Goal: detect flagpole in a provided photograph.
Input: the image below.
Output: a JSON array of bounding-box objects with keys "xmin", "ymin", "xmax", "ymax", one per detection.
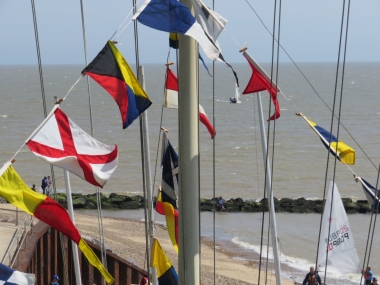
[
  {"xmin": 63, "ymin": 170, "xmax": 82, "ymax": 285},
  {"xmin": 178, "ymin": 0, "xmax": 200, "ymax": 284},
  {"xmin": 257, "ymin": 92, "xmax": 282, "ymax": 285},
  {"xmin": 138, "ymin": 65, "xmax": 158, "ymax": 285}
]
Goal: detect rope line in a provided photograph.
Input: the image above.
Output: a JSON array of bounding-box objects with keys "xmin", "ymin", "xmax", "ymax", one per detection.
[
  {"xmin": 132, "ymin": 0, "xmax": 151, "ymax": 280},
  {"xmin": 211, "ymin": 2, "xmax": 217, "ymax": 285},
  {"xmin": 245, "ymin": 0, "xmax": 378, "ymax": 171},
  {"xmin": 110, "ymin": 0, "xmax": 141, "ymax": 40},
  {"xmin": 320, "ymin": 1, "xmax": 350, "ymax": 283},
  {"xmin": 30, "ymin": 0, "xmax": 69, "ymax": 283},
  {"xmin": 363, "ymin": 167, "xmax": 380, "ymax": 285}
]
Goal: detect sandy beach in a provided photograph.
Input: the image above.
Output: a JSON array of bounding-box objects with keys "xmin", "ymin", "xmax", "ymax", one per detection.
[
  {"xmin": 74, "ymin": 213, "xmax": 294, "ymax": 285},
  {"xmin": 0, "ymin": 203, "xmax": 295, "ymax": 284}
]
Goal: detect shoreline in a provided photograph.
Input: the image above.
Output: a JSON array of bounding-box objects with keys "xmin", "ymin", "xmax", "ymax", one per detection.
[{"xmin": 74, "ymin": 212, "xmax": 295, "ymax": 285}]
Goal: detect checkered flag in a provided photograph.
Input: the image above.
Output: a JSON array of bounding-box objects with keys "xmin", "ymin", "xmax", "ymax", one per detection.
[{"xmin": 0, "ymin": 263, "xmax": 35, "ymax": 285}]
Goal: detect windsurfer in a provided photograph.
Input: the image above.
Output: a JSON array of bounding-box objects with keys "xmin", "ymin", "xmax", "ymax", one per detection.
[{"xmin": 302, "ymin": 267, "xmax": 322, "ymax": 285}]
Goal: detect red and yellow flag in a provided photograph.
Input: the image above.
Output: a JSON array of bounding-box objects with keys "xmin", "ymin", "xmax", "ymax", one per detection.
[
  {"xmin": 156, "ymin": 191, "xmax": 178, "ymax": 253},
  {"xmin": 0, "ymin": 162, "xmax": 114, "ymax": 284}
]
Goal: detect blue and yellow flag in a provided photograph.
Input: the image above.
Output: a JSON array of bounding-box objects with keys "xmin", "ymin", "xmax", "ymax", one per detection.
[
  {"xmin": 82, "ymin": 41, "xmax": 152, "ymax": 129},
  {"xmin": 299, "ymin": 113, "xmax": 355, "ymax": 165},
  {"xmin": 151, "ymin": 238, "xmax": 178, "ymax": 285}
]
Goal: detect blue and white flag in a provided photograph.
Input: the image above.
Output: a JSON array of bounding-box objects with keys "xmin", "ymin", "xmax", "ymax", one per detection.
[
  {"xmin": 161, "ymin": 132, "xmax": 178, "ymax": 202},
  {"xmin": 356, "ymin": 176, "xmax": 380, "ymax": 211},
  {"xmin": 0, "ymin": 263, "xmax": 35, "ymax": 285},
  {"xmin": 132, "ymin": 0, "xmax": 221, "ymax": 61}
]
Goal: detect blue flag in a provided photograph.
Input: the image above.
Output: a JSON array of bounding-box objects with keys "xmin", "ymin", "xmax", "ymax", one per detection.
[
  {"xmin": 133, "ymin": 0, "xmax": 221, "ymax": 61},
  {"xmin": 161, "ymin": 132, "xmax": 178, "ymax": 203},
  {"xmin": 357, "ymin": 177, "xmax": 380, "ymax": 210}
]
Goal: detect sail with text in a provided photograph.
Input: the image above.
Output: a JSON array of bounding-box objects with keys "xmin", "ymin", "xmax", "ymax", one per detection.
[
  {"xmin": 164, "ymin": 68, "xmax": 216, "ymax": 139},
  {"xmin": 0, "ymin": 162, "xmax": 114, "ymax": 284},
  {"xmin": 354, "ymin": 176, "xmax": 380, "ymax": 211},
  {"xmin": 151, "ymin": 238, "xmax": 178, "ymax": 285},
  {"xmin": 0, "ymin": 262, "xmax": 35, "ymax": 285},
  {"xmin": 298, "ymin": 113, "xmax": 355, "ymax": 165},
  {"xmin": 241, "ymin": 50, "xmax": 280, "ymax": 120},
  {"xmin": 157, "ymin": 131, "xmax": 179, "ymax": 252},
  {"xmin": 317, "ymin": 181, "xmax": 360, "ymax": 274},
  {"xmin": 26, "ymin": 107, "xmax": 118, "ymax": 188},
  {"xmin": 82, "ymin": 41, "xmax": 152, "ymax": 129}
]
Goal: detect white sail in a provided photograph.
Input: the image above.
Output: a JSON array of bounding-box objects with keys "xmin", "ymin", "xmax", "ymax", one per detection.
[{"xmin": 317, "ymin": 181, "xmax": 360, "ymax": 274}]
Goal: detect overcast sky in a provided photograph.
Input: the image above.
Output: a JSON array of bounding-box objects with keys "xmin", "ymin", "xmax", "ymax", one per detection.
[{"xmin": 1, "ymin": 0, "xmax": 380, "ymax": 65}]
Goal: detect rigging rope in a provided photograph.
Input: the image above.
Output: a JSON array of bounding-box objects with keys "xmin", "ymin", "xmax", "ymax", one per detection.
[
  {"xmin": 245, "ymin": 0, "xmax": 378, "ymax": 172},
  {"xmin": 110, "ymin": 0, "xmax": 141, "ymax": 40},
  {"xmin": 316, "ymin": 1, "xmax": 351, "ymax": 284},
  {"xmin": 132, "ymin": 0, "xmax": 151, "ymax": 281},
  {"xmin": 257, "ymin": 0, "xmax": 282, "ymax": 283},
  {"xmin": 211, "ymin": 1, "xmax": 217, "ymax": 284},
  {"xmin": 358, "ymin": 165, "xmax": 380, "ymax": 285},
  {"xmin": 30, "ymin": 0, "xmax": 68, "ymax": 283},
  {"xmin": 78, "ymin": 0, "xmax": 108, "ymax": 275}
]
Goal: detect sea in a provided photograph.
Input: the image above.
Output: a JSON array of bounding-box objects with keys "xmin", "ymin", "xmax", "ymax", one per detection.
[{"xmin": 1, "ymin": 62, "xmax": 380, "ymax": 284}]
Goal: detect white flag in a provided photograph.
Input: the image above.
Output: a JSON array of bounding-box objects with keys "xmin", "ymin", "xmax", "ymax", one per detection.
[{"xmin": 26, "ymin": 107, "xmax": 118, "ymax": 188}]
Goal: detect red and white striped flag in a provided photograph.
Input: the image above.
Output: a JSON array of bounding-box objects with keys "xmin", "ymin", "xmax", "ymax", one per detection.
[
  {"xmin": 26, "ymin": 108, "xmax": 118, "ymax": 188},
  {"xmin": 164, "ymin": 68, "xmax": 216, "ymax": 139}
]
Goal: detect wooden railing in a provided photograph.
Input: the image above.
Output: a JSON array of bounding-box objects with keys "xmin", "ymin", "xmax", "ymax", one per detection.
[{"xmin": 14, "ymin": 220, "xmax": 147, "ymax": 285}]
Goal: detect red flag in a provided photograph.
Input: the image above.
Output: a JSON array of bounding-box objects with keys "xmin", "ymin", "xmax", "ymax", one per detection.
[
  {"xmin": 242, "ymin": 51, "xmax": 280, "ymax": 120},
  {"xmin": 163, "ymin": 68, "xmax": 216, "ymax": 139}
]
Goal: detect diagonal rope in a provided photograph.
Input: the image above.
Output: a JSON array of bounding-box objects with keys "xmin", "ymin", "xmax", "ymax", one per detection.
[
  {"xmin": 30, "ymin": 0, "xmax": 68, "ymax": 284},
  {"xmin": 318, "ymin": 2, "xmax": 351, "ymax": 284},
  {"xmin": 245, "ymin": 0, "xmax": 378, "ymax": 171}
]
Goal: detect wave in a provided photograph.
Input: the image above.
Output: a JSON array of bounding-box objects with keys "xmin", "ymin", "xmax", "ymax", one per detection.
[{"xmin": 231, "ymin": 237, "xmax": 362, "ymax": 285}]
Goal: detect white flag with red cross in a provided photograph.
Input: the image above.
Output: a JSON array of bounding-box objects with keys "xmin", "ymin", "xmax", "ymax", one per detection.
[{"xmin": 26, "ymin": 108, "xmax": 118, "ymax": 188}]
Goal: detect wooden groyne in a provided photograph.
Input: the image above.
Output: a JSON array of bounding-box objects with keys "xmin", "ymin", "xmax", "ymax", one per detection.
[{"xmin": 13, "ymin": 220, "xmax": 146, "ymax": 285}]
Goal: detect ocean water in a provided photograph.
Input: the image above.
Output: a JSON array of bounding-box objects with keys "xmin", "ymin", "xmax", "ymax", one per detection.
[{"xmin": 1, "ymin": 63, "xmax": 380, "ymax": 284}]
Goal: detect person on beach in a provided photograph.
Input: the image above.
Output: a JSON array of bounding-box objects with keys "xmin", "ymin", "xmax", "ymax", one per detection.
[
  {"xmin": 371, "ymin": 277, "xmax": 378, "ymax": 285},
  {"xmin": 362, "ymin": 266, "xmax": 373, "ymax": 285},
  {"xmin": 31, "ymin": 184, "xmax": 36, "ymax": 191},
  {"xmin": 46, "ymin": 176, "xmax": 52, "ymax": 196},
  {"xmin": 302, "ymin": 266, "xmax": 321, "ymax": 285},
  {"xmin": 41, "ymin": 176, "xmax": 47, "ymax": 195},
  {"xmin": 50, "ymin": 275, "xmax": 60, "ymax": 285},
  {"xmin": 217, "ymin": 196, "xmax": 226, "ymax": 210}
]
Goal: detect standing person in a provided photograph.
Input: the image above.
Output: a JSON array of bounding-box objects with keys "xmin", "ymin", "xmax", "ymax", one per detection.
[
  {"xmin": 50, "ymin": 275, "xmax": 59, "ymax": 285},
  {"xmin": 46, "ymin": 176, "xmax": 52, "ymax": 196},
  {"xmin": 362, "ymin": 267, "xmax": 374, "ymax": 285},
  {"xmin": 302, "ymin": 267, "xmax": 322, "ymax": 285},
  {"xmin": 41, "ymin": 176, "xmax": 47, "ymax": 195}
]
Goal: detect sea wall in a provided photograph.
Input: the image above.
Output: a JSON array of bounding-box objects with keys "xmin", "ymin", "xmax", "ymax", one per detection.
[{"xmin": 0, "ymin": 193, "xmax": 371, "ymax": 214}]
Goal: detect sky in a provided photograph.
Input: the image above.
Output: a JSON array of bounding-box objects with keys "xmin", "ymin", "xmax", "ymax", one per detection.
[{"xmin": 0, "ymin": 0, "xmax": 380, "ymax": 65}]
